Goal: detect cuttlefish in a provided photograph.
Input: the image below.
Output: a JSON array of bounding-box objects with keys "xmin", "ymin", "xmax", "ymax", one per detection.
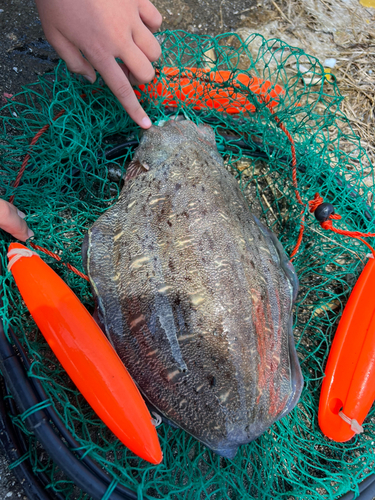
[{"xmin": 82, "ymin": 120, "xmax": 303, "ymax": 459}]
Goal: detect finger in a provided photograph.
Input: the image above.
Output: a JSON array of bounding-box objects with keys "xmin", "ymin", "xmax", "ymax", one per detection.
[
  {"xmin": 49, "ymin": 30, "xmax": 97, "ymax": 83},
  {"xmin": 132, "ymin": 24, "xmax": 162, "ymax": 62},
  {"xmin": 118, "ymin": 63, "xmax": 134, "ymax": 85},
  {"xmin": 138, "ymin": 0, "xmax": 163, "ymax": 33},
  {"xmin": 93, "ymin": 57, "xmax": 152, "ymax": 128},
  {"xmin": 0, "ymin": 201, "xmax": 34, "ymax": 242},
  {"xmin": 119, "ymin": 42, "xmax": 156, "ymax": 84},
  {"xmin": 89, "ymin": 38, "xmax": 155, "ymax": 84},
  {"xmin": 118, "ymin": 63, "xmax": 143, "ymax": 87}
]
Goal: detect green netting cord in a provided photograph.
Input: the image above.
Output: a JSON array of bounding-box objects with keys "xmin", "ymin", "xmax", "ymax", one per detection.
[
  {"xmin": 101, "ymin": 479, "xmax": 119, "ymax": 500},
  {"xmin": 8, "ymin": 451, "xmax": 32, "ymax": 470},
  {"xmin": 19, "ymin": 399, "xmax": 53, "ymax": 421},
  {"xmin": 1, "ymin": 30, "xmax": 375, "ymax": 500}
]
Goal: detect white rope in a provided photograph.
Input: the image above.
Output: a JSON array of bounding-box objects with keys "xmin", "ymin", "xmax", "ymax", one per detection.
[
  {"xmin": 366, "ymin": 253, "xmax": 374, "ymax": 259},
  {"xmin": 338, "ymin": 411, "xmax": 364, "ymax": 434},
  {"xmin": 150, "ymin": 411, "xmax": 162, "ymax": 428},
  {"xmin": 7, "ymin": 248, "xmax": 38, "ymax": 272}
]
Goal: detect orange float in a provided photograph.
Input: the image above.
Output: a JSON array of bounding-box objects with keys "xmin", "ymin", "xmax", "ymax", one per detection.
[
  {"xmin": 318, "ymin": 257, "xmax": 375, "ymax": 441},
  {"xmin": 7, "ymin": 243, "xmax": 162, "ymax": 465},
  {"xmin": 135, "ymin": 67, "xmax": 285, "ymax": 114}
]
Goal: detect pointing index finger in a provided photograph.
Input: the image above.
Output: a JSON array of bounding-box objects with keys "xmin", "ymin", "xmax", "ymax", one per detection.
[{"xmin": 93, "ymin": 56, "xmax": 152, "ymax": 129}]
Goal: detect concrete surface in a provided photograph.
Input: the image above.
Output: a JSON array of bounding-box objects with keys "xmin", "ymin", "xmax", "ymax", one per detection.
[
  {"xmin": 0, "ymin": 452, "xmax": 28, "ymax": 500},
  {"xmin": 0, "ymin": 0, "xmax": 59, "ymax": 97}
]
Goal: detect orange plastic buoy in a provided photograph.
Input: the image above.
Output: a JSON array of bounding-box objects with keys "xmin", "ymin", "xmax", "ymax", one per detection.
[
  {"xmin": 135, "ymin": 67, "xmax": 285, "ymax": 114},
  {"xmin": 318, "ymin": 257, "xmax": 375, "ymax": 442},
  {"xmin": 7, "ymin": 243, "xmax": 162, "ymax": 464}
]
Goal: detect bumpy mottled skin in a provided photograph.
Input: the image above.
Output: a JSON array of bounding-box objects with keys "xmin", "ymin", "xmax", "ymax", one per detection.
[{"xmin": 83, "ymin": 120, "xmax": 303, "ymax": 459}]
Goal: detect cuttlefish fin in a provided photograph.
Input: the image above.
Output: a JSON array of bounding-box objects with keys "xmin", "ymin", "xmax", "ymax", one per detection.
[{"xmin": 125, "ymin": 159, "xmax": 150, "ymax": 182}]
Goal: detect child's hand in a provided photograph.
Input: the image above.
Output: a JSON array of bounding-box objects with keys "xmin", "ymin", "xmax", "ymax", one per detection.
[
  {"xmin": 34, "ymin": 0, "xmax": 162, "ymax": 129},
  {"xmin": 0, "ymin": 200, "xmax": 34, "ymax": 241}
]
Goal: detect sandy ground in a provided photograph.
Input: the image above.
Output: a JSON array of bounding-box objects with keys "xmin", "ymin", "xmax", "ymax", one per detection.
[{"xmin": 1, "ymin": 0, "xmax": 374, "ymax": 499}]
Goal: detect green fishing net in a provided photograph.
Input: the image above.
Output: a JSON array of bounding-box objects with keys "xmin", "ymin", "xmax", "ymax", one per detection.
[{"xmin": 1, "ymin": 30, "xmax": 375, "ymax": 499}]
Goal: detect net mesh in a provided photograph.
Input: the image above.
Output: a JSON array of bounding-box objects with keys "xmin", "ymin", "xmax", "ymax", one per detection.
[{"xmin": 1, "ymin": 30, "xmax": 375, "ymax": 499}]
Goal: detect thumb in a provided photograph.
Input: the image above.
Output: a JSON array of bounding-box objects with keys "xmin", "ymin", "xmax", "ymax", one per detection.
[{"xmin": 0, "ymin": 200, "xmax": 34, "ymax": 242}]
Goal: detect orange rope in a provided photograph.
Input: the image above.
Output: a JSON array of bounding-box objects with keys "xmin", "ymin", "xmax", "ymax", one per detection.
[
  {"xmin": 9, "ymin": 109, "xmax": 66, "ymax": 204},
  {"xmin": 265, "ymin": 100, "xmax": 375, "ymax": 260},
  {"xmin": 8, "ymin": 102, "xmax": 89, "ymax": 281},
  {"xmin": 309, "ymin": 193, "xmax": 375, "ymax": 258},
  {"xmin": 29, "ymin": 243, "xmax": 89, "ymax": 281},
  {"xmin": 265, "ymin": 101, "xmax": 305, "ymax": 259},
  {"xmin": 9, "ymin": 90, "xmax": 98, "ymax": 199}
]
